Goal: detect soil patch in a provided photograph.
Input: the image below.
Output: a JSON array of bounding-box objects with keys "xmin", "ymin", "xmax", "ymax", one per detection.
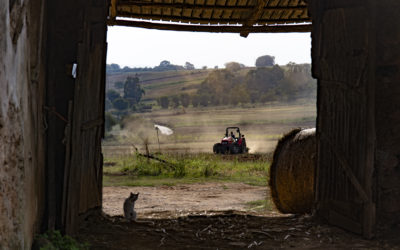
[
  {"xmin": 77, "ymin": 183, "xmax": 400, "ymax": 249},
  {"xmin": 103, "ymin": 183, "xmax": 271, "ymax": 218}
]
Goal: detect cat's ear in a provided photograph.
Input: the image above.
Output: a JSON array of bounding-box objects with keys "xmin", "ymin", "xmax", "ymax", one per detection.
[{"xmin": 130, "ymin": 192, "xmax": 134, "ymax": 195}]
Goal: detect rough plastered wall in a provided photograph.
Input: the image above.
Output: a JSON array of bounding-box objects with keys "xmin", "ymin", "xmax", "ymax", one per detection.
[
  {"xmin": 0, "ymin": 0, "xmax": 46, "ymax": 248},
  {"xmin": 375, "ymin": 0, "xmax": 400, "ymax": 231}
]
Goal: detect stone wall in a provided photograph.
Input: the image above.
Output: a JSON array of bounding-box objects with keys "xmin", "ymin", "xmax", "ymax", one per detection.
[{"xmin": 0, "ymin": 0, "xmax": 46, "ymax": 248}]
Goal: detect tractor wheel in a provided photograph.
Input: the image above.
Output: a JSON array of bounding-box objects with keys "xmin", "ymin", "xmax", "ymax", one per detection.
[
  {"xmin": 213, "ymin": 143, "xmax": 219, "ymax": 154},
  {"xmin": 241, "ymin": 141, "xmax": 248, "ymax": 153},
  {"xmin": 213, "ymin": 143, "xmax": 220, "ymax": 154},
  {"xmin": 229, "ymin": 144, "xmax": 241, "ymax": 154}
]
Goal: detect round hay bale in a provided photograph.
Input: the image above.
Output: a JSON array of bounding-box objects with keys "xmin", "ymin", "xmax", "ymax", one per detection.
[{"xmin": 269, "ymin": 128, "xmax": 316, "ymax": 214}]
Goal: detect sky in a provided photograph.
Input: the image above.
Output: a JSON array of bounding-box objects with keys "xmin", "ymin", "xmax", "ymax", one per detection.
[{"xmin": 106, "ymin": 26, "xmax": 312, "ymax": 69}]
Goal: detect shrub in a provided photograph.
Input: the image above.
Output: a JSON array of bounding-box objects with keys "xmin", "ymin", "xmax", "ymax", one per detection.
[
  {"xmin": 106, "ymin": 89, "xmax": 121, "ymax": 102},
  {"xmin": 104, "ymin": 112, "xmax": 117, "ymax": 131},
  {"xmin": 159, "ymin": 96, "xmax": 170, "ymax": 109},
  {"xmin": 173, "ymin": 162, "xmax": 186, "ymax": 178},
  {"xmin": 112, "ymin": 98, "xmax": 129, "ymax": 110},
  {"xmin": 34, "ymin": 230, "xmax": 89, "ymax": 250}
]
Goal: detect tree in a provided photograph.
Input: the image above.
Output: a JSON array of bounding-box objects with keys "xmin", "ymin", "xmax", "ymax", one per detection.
[
  {"xmin": 123, "ymin": 76, "xmax": 145, "ymax": 106},
  {"xmin": 185, "ymin": 62, "xmax": 195, "ymax": 70},
  {"xmin": 159, "ymin": 96, "xmax": 170, "ymax": 109},
  {"xmin": 105, "ymin": 112, "xmax": 117, "ymax": 131},
  {"xmin": 172, "ymin": 95, "xmax": 180, "ymax": 108},
  {"xmin": 113, "ymin": 98, "xmax": 129, "ymax": 110},
  {"xmin": 159, "ymin": 60, "xmax": 171, "ymax": 67},
  {"xmin": 191, "ymin": 94, "xmax": 200, "ymax": 107},
  {"xmin": 199, "ymin": 94, "xmax": 209, "ymax": 106},
  {"xmin": 197, "ymin": 69, "xmax": 238, "ymax": 106},
  {"xmin": 180, "ymin": 93, "xmax": 190, "ymax": 108},
  {"xmin": 245, "ymin": 65, "xmax": 284, "ymax": 102},
  {"xmin": 105, "ymin": 99, "xmax": 113, "ymax": 111},
  {"xmin": 230, "ymin": 85, "xmax": 250, "ymax": 105},
  {"xmin": 224, "ymin": 62, "xmax": 242, "ymax": 72},
  {"xmin": 121, "ymin": 66, "xmax": 134, "ymax": 72},
  {"xmin": 154, "ymin": 60, "xmax": 185, "ymax": 71},
  {"xmin": 255, "ymin": 55, "xmax": 275, "ymax": 67},
  {"xmin": 114, "ymin": 81, "xmax": 124, "ymax": 89},
  {"xmin": 106, "ymin": 89, "xmax": 121, "ymax": 102},
  {"xmin": 106, "ymin": 63, "xmax": 121, "ymax": 73}
]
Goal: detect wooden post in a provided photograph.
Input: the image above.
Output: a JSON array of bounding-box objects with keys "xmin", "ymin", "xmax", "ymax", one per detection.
[{"xmin": 156, "ymin": 127, "xmax": 161, "ymax": 152}]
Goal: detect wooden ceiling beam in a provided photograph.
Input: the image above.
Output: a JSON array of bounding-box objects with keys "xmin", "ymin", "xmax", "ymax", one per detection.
[
  {"xmin": 110, "ymin": 0, "xmax": 118, "ymax": 21},
  {"xmin": 240, "ymin": 0, "xmax": 269, "ymax": 37},
  {"xmin": 116, "ymin": 12, "xmax": 311, "ymax": 25},
  {"xmin": 108, "ymin": 19, "xmax": 312, "ymax": 33},
  {"xmin": 116, "ymin": 2, "xmax": 308, "ymax": 12}
]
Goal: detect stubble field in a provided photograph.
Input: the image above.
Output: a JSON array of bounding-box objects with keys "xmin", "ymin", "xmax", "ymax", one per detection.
[{"xmin": 103, "ymin": 101, "xmax": 316, "ymax": 156}]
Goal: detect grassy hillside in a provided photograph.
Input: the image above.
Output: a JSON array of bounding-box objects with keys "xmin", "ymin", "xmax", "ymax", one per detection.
[{"xmin": 106, "ymin": 69, "xmax": 212, "ymax": 101}]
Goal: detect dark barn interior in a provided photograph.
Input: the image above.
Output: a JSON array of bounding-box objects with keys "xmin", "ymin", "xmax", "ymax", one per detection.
[{"xmin": 0, "ymin": 0, "xmax": 400, "ymax": 248}]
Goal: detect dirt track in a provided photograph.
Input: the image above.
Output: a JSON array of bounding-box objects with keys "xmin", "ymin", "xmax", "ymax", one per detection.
[
  {"xmin": 103, "ymin": 183, "xmax": 275, "ymax": 218},
  {"xmin": 77, "ymin": 183, "xmax": 400, "ymax": 249}
]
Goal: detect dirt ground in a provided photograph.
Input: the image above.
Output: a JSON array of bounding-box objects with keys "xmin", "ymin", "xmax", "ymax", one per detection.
[
  {"xmin": 77, "ymin": 183, "xmax": 400, "ymax": 249},
  {"xmin": 102, "ymin": 183, "xmax": 273, "ymax": 218}
]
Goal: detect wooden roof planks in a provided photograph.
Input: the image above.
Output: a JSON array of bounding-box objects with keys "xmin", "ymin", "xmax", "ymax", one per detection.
[{"xmin": 108, "ymin": 0, "xmax": 311, "ymax": 34}]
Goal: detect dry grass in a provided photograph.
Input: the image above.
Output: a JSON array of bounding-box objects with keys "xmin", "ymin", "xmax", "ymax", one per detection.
[
  {"xmin": 103, "ymin": 153, "xmax": 270, "ymax": 187},
  {"xmin": 103, "ymin": 101, "xmax": 316, "ymax": 156}
]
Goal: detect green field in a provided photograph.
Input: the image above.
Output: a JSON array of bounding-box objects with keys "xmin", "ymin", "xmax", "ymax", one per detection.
[{"xmin": 103, "ymin": 153, "xmax": 271, "ymax": 187}]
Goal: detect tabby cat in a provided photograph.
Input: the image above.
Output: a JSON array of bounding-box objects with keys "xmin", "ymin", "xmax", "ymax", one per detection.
[{"xmin": 123, "ymin": 192, "xmax": 139, "ymax": 221}]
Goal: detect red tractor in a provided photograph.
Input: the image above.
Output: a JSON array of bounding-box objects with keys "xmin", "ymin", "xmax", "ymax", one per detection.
[{"xmin": 213, "ymin": 127, "xmax": 248, "ymax": 154}]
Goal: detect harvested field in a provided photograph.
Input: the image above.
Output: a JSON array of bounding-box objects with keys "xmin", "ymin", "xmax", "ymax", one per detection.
[{"xmin": 103, "ymin": 102, "xmax": 316, "ymax": 156}]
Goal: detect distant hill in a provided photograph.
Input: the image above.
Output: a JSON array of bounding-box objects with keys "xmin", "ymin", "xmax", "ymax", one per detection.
[
  {"xmin": 106, "ymin": 69, "xmax": 212, "ymax": 102},
  {"xmin": 105, "ymin": 63, "xmax": 316, "ymax": 111}
]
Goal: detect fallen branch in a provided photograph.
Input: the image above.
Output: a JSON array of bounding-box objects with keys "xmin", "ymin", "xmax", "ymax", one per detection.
[
  {"xmin": 130, "ymin": 142, "xmax": 173, "ymax": 165},
  {"xmin": 136, "ymin": 152, "xmax": 171, "ymax": 165}
]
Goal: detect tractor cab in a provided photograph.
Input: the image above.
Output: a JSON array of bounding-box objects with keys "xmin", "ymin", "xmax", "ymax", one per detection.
[
  {"xmin": 214, "ymin": 127, "xmax": 248, "ymax": 154},
  {"xmin": 222, "ymin": 127, "xmax": 241, "ymax": 144}
]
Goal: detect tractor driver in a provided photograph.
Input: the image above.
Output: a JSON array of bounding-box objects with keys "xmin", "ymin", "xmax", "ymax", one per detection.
[{"xmin": 230, "ymin": 131, "xmax": 236, "ymax": 140}]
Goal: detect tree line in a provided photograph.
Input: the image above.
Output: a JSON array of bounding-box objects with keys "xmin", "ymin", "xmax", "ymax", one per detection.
[
  {"xmin": 105, "ymin": 75, "xmax": 146, "ymax": 112},
  {"xmin": 105, "ymin": 55, "xmax": 316, "ymax": 112},
  {"xmin": 107, "ymin": 60, "xmax": 200, "ymax": 74},
  {"xmin": 155, "ymin": 62, "xmax": 316, "ymax": 109}
]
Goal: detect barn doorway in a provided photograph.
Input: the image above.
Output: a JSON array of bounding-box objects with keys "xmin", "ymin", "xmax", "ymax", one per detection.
[
  {"xmin": 85, "ymin": 22, "xmax": 331, "ymax": 248},
  {"xmin": 102, "ymin": 25, "xmax": 316, "ymax": 217},
  {"xmin": 71, "ymin": 1, "xmax": 398, "ymax": 249}
]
